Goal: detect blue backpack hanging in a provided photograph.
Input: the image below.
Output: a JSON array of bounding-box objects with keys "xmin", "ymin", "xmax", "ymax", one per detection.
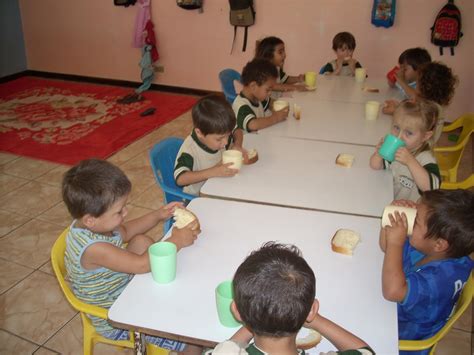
[{"xmin": 371, "ymin": 0, "xmax": 396, "ymax": 28}]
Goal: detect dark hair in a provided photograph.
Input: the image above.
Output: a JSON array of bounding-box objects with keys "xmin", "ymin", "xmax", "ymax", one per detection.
[
  {"xmin": 417, "ymin": 61, "xmax": 457, "ymax": 106},
  {"xmin": 332, "ymin": 32, "xmax": 356, "ymax": 51},
  {"xmin": 421, "ymin": 189, "xmax": 474, "ymax": 258},
  {"xmin": 62, "ymin": 159, "xmax": 131, "ymax": 218},
  {"xmin": 233, "ymin": 242, "xmax": 316, "ymax": 337},
  {"xmin": 192, "ymin": 94, "xmax": 236, "ymax": 135},
  {"xmin": 398, "ymin": 48, "xmax": 432, "ymax": 71},
  {"xmin": 241, "ymin": 58, "xmax": 278, "ymax": 86},
  {"xmin": 255, "ymin": 36, "xmax": 284, "ymax": 61}
]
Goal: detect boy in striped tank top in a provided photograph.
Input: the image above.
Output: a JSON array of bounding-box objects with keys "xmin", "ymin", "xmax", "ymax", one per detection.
[{"xmin": 62, "ymin": 159, "xmax": 202, "ymax": 354}]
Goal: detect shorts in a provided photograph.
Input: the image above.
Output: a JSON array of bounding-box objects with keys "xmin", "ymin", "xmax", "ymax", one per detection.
[{"xmin": 102, "ymin": 328, "xmax": 186, "ymax": 352}]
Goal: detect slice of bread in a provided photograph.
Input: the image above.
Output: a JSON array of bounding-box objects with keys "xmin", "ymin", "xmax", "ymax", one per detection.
[
  {"xmin": 173, "ymin": 208, "xmax": 200, "ymax": 230},
  {"xmin": 363, "ymin": 86, "xmax": 380, "ymax": 93},
  {"xmin": 244, "ymin": 149, "xmax": 258, "ymax": 165},
  {"xmin": 331, "ymin": 229, "xmax": 360, "ymax": 256},
  {"xmin": 296, "ymin": 329, "xmax": 322, "ymax": 350},
  {"xmin": 335, "ymin": 153, "xmax": 354, "ymax": 168}
]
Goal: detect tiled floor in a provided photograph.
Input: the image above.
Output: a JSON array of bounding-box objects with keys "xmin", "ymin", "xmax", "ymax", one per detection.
[{"xmin": 0, "ymin": 104, "xmax": 472, "ymax": 354}]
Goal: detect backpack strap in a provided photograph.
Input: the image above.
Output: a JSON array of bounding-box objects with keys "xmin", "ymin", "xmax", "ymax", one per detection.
[
  {"xmin": 439, "ymin": 47, "xmax": 443, "ymax": 56},
  {"xmin": 450, "ymin": 47, "xmax": 454, "ymax": 56},
  {"xmin": 242, "ymin": 26, "xmax": 248, "ymax": 52},
  {"xmin": 231, "ymin": 26, "xmax": 237, "ymax": 54}
]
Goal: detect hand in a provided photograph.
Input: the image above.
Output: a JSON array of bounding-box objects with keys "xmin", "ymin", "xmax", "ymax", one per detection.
[
  {"xmin": 394, "ymin": 146, "xmax": 415, "ymax": 166},
  {"xmin": 391, "ymin": 199, "xmax": 417, "ymax": 209},
  {"xmin": 168, "ymin": 221, "xmax": 200, "ymax": 250},
  {"xmin": 272, "ymin": 107, "xmax": 289, "ymax": 122},
  {"xmin": 159, "ymin": 202, "xmax": 184, "ymax": 220},
  {"xmin": 383, "ymin": 211, "xmax": 408, "ymax": 248},
  {"xmin": 298, "ymin": 73, "xmax": 305, "ymax": 82},
  {"xmin": 335, "ymin": 57, "xmax": 344, "ymax": 71},
  {"xmin": 375, "ymin": 137, "xmax": 384, "ymax": 152},
  {"xmin": 382, "ymin": 100, "xmax": 398, "ymax": 115},
  {"xmin": 395, "ymin": 67, "xmax": 406, "ymax": 84},
  {"xmin": 211, "ymin": 162, "xmax": 239, "ymax": 178},
  {"xmin": 232, "ymin": 145, "xmax": 248, "ymax": 162},
  {"xmin": 295, "ymin": 84, "xmax": 308, "ymax": 91}
]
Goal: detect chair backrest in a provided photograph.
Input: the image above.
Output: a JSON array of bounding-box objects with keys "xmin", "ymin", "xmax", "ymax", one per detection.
[
  {"xmin": 441, "ymin": 174, "xmax": 474, "ymax": 190},
  {"xmin": 219, "ymin": 69, "xmax": 241, "ymax": 104},
  {"xmin": 457, "ymin": 115, "xmax": 474, "ymax": 145}
]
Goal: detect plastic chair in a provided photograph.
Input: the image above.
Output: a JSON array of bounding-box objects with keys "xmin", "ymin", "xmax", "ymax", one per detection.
[
  {"xmin": 51, "ymin": 229, "xmax": 167, "ymax": 355},
  {"xmin": 399, "ymin": 272, "xmax": 473, "ymax": 354},
  {"xmin": 218, "ymin": 69, "xmax": 241, "ymax": 104},
  {"xmin": 149, "ymin": 137, "xmax": 196, "ymax": 233},
  {"xmin": 441, "ymin": 174, "xmax": 474, "ymax": 190},
  {"xmin": 434, "ymin": 114, "xmax": 473, "ymax": 182}
]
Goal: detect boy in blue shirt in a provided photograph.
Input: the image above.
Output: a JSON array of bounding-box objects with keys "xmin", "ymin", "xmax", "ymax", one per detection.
[{"xmin": 380, "ymin": 189, "xmax": 474, "ymax": 355}]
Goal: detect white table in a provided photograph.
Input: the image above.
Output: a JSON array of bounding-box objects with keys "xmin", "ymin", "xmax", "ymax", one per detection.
[
  {"xmin": 201, "ymin": 134, "xmax": 393, "ymax": 218},
  {"xmin": 108, "ymin": 198, "xmax": 399, "ymax": 354}
]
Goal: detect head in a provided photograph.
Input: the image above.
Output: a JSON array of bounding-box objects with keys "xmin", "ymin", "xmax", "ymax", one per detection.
[
  {"xmin": 391, "ymin": 99, "xmax": 439, "ymax": 152},
  {"xmin": 192, "ymin": 94, "xmax": 236, "ymax": 150},
  {"xmin": 241, "ymin": 58, "xmax": 278, "ymax": 102},
  {"xmin": 62, "ymin": 159, "xmax": 131, "ymax": 233},
  {"xmin": 398, "ymin": 48, "xmax": 431, "ymax": 83},
  {"xmin": 417, "ymin": 61, "xmax": 457, "ymax": 106},
  {"xmin": 255, "ymin": 36, "xmax": 286, "ymax": 67},
  {"xmin": 409, "ymin": 190, "xmax": 474, "ymax": 258},
  {"xmin": 232, "ymin": 242, "xmax": 317, "ymax": 337},
  {"xmin": 332, "ymin": 32, "xmax": 356, "ymax": 60}
]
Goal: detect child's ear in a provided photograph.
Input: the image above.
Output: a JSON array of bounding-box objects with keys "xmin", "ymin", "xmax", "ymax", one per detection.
[
  {"xmin": 81, "ymin": 214, "xmax": 97, "ymax": 229},
  {"xmin": 305, "ymin": 299, "xmax": 320, "ymax": 323},
  {"xmin": 423, "ymin": 130, "xmax": 434, "ymax": 142},
  {"xmin": 230, "ymin": 301, "xmax": 243, "ymax": 322},
  {"xmin": 434, "ymin": 238, "xmax": 450, "ymax": 253},
  {"xmin": 195, "ymin": 128, "xmax": 205, "ymax": 140}
]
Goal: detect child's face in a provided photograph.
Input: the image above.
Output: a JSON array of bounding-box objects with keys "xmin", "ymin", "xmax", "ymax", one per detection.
[
  {"xmin": 197, "ymin": 131, "xmax": 231, "ymax": 151},
  {"xmin": 408, "ymin": 203, "xmax": 437, "ymax": 254},
  {"xmin": 400, "ymin": 62, "xmax": 417, "ymax": 83},
  {"xmin": 391, "ymin": 111, "xmax": 431, "ymax": 151},
  {"xmin": 335, "ymin": 44, "xmax": 353, "ymax": 60},
  {"xmin": 272, "ymin": 43, "xmax": 286, "ymax": 67},
  {"xmin": 252, "ymin": 77, "xmax": 276, "ymax": 102},
  {"xmin": 91, "ymin": 194, "xmax": 129, "ymax": 234}
]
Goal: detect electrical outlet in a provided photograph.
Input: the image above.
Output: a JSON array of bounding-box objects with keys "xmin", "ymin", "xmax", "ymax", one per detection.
[{"xmin": 154, "ymin": 65, "xmax": 164, "ymax": 73}]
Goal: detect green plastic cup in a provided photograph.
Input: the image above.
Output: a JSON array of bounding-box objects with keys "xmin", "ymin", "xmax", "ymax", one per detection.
[
  {"xmin": 378, "ymin": 134, "xmax": 406, "ymax": 162},
  {"xmin": 215, "ymin": 280, "xmax": 240, "ymax": 327},
  {"xmin": 148, "ymin": 242, "xmax": 177, "ymax": 284}
]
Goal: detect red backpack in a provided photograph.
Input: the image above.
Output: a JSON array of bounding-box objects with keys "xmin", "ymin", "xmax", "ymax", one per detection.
[{"xmin": 431, "ymin": 0, "xmax": 463, "ymax": 56}]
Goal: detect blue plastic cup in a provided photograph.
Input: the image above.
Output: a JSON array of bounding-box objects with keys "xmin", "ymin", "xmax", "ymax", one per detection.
[{"xmin": 378, "ymin": 134, "xmax": 406, "ymax": 162}]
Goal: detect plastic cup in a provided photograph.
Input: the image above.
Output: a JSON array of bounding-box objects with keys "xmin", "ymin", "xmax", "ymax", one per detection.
[
  {"xmin": 222, "ymin": 150, "xmax": 243, "ymax": 170},
  {"xmin": 305, "ymin": 71, "xmax": 317, "ymax": 88},
  {"xmin": 293, "ymin": 104, "xmax": 301, "ymax": 120},
  {"xmin": 355, "ymin": 68, "xmax": 366, "ymax": 83},
  {"xmin": 387, "ymin": 66, "xmax": 399, "ymax": 85},
  {"xmin": 215, "ymin": 280, "xmax": 240, "ymax": 327},
  {"xmin": 149, "ymin": 242, "xmax": 177, "ymax": 284},
  {"xmin": 378, "ymin": 134, "xmax": 406, "ymax": 162},
  {"xmin": 382, "ymin": 205, "xmax": 417, "ymax": 235},
  {"xmin": 273, "ymin": 100, "xmax": 289, "ymax": 112},
  {"xmin": 365, "ymin": 101, "xmax": 381, "ymax": 120}
]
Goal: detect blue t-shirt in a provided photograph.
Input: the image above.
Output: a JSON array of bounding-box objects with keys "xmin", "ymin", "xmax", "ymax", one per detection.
[
  {"xmin": 398, "ymin": 240, "xmax": 473, "ymax": 354},
  {"xmin": 395, "ymin": 81, "xmax": 417, "ymax": 99}
]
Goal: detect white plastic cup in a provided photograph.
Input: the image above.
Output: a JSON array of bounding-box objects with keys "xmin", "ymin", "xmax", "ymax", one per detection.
[
  {"xmin": 222, "ymin": 150, "xmax": 243, "ymax": 170},
  {"xmin": 382, "ymin": 205, "xmax": 417, "ymax": 235},
  {"xmin": 355, "ymin": 68, "xmax": 366, "ymax": 83},
  {"xmin": 273, "ymin": 100, "xmax": 289, "ymax": 112},
  {"xmin": 365, "ymin": 101, "xmax": 381, "ymax": 120}
]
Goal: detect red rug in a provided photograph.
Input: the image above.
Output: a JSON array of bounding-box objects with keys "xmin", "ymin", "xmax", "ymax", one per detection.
[{"xmin": 0, "ymin": 77, "xmax": 197, "ymax": 165}]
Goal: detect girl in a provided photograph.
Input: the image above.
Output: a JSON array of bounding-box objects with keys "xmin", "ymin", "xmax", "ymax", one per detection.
[
  {"xmin": 255, "ymin": 36, "xmax": 306, "ymax": 94},
  {"xmin": 370, "ymin": 99, "xmax": 441, "ymax": 202}
]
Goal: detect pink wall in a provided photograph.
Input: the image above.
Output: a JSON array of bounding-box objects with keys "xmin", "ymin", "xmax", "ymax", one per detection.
[{"xmin": 20, "ymin": 0, "xmax": 473, "ymax": 119}]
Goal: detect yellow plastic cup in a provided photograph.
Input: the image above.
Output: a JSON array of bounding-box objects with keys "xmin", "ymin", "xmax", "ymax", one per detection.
[{"xmin": 305, "ymin": 71, "xmax": 317, "ymax": 88}]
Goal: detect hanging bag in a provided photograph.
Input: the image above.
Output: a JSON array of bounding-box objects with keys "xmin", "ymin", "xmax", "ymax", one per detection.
[
  {"xmin": 371, "ymin": 0, "xmax": 396, "ymax": 28},
  {"xmin": 229, "ymin": 0, "xmax": 255, "ymax": 53},
  {"xmin": 431, "ymin": 0, "xmax": 462, "ymax": 56},
  {"xmin": 176, "ymin": 0, "xmax": 203, "ymax": 11}
]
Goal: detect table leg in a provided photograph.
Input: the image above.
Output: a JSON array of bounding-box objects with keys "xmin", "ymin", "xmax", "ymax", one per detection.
[{"xmin": 134, "ymin": 331, "xmax": 146, "ymax": 355}]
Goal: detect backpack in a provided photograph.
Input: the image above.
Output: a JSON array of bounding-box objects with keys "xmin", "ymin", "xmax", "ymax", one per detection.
[
  {"xmin": 176, "ymin": 0, "xmax": 203, "ymax": 11},
  {"xmin": 114, "ymin": 0, "xmax": 137, "ymax": 7},
  {"xmin": 371, "ymin": 0, "xmax": 396, "ymax": 28},
  {"xmin": 431, "ymin": 0, "xmax": 462, "ymax": 56},
  {"xmin": 229, "ymin": 0, "xmax": 255, "ymax": 53}
]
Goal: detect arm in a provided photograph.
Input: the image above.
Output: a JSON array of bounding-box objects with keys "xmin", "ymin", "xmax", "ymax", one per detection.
[
  {"xmin": 347, "ymin": 58, "xmax": 359, "ymax": 75},
  {"xmin": 395, "ymin": 70, "xmax": 417, "ymax": 99},
  {"xmin": 395, "ymin": 148, "xmax": 433, "ymax": 191},
  {"xmin": 176, "ymin": 163, "xmax": 238, "ymax": 187},
  {"xmin": 247, "ymin": 109, "xmax": 288, "ymax": 132},
  {"xmin": 369, "ymin": 138, "xmax": 384, "ymax": 170},
  {"xmin": 285, "ymin": 74, "xmax": 305, "ymax": 84},
  {"xmin": 382, "ymin": 100, "xmax": 399, "ymax": 115}
]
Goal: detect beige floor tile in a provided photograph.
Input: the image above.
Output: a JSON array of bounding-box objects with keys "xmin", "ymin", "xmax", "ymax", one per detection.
[
  {"xmin": 130, "ymin": 184, "xmax": 164, "ymax": 210},
  {"xmin": 126, "ymin": 171, "xmax": 156, "ymax": 203},
  {"xmin": 0, "ymin": 271, "xmax": 76, "ymax": 344},
  {"xmin": 453, "ymin": 302, "xmax": 472, "ymax": 333},
  {"xmin": 0, "ymin": 258, "xmax": 34, "ymax": 294},
  {"xmin": 37, "ymin": 201, "xmax": 73, "ymax": 228},
  {"xmin": 0, "ymin": 330, "xmax": 40, "ymax": 354},
  {"xmin": 0, "ymin": 173, "xmax": 29, "ymax": 197},
  {"xmin": 0, "ymin": 156, "xmax": 59, "ymax": 179},
  {"xmin": 0, "ymin": 181, "xmax": 62, "ymax": 217},
  {"xmin": 120, "ymin": 150, "xmax": 156, "ymax": 181},
  {"xmin": 39, "ymin": 260, "xmax": 54, "ymax": 276},
  {"xmin": 33, "ymin": 346, "xmax": 60, "ymax": 354},
  {"xmin": 0, "ymin": 209, "xmax": 31, "ymax": 238},
  {"xmin": 0, "ymin": 219, "xmax": 64, "ymax": 269},
  {"xmin": 35, "ymin": 164, "xmax": 70, "ymax": 187},
  {"xmin": 0, "ymin": 152, "xmax": 20, "ymax": 165},
  {"xmin": 436, "ymin": 328, "xmax": 471, "ymax": 355}
]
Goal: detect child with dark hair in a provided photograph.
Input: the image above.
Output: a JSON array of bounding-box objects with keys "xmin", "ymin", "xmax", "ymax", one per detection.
[
  {"xmin": 380, "ymin": 189, "xmax": 474, "ymax": 355},
  {"xmin": 174, "ymin": 94, "xmax": 238, "ymax": 195},
  {"xmin": 206, "ymin": 242, "xmax": 374, "ymax": 354},
  {"xmin": 62, "ymin": 159, "xmax": 201, "ymax": 354},
  {"xmin": 321, "ymin": 32, "xmax": 362, "ymax": 76}
]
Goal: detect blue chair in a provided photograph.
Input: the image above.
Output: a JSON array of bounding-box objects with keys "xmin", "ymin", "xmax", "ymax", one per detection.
[
  {"xmin": 218, "ymin": 69, "xmax": 241, "ymax": 104},
  {"xmin": 149, "ymin": 137, "xmax": 196, "ymax": 233}
]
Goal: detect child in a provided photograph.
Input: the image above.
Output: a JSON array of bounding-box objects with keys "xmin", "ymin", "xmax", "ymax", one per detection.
[
  {"xmin": 387, "ymin": 47, "xmax": 431, "ymax": 99},
  {"xmin": 174, "ymin": 94, "xmax": 239, "ymax": 196},
  {"xmin": 206, "ymin": 242, "xmax": 374, "ymax": 354},
  {"xmin": 380, "ymin": 190, "xmax": 474, "ymax": 355},
  {"xmin": 370, "ymin": 99, "xmax": 441, "ymax": 202},
  {"xmin": 62, "ymin": 159, "xmax": 201, "ymax": 354},
  {"xmin": 255, "ymin": 36, "xmax": 306, "ymax": 94},
  {"xmin": 320, "ymin": 32, "xmax": 362, "ymax": 76}
]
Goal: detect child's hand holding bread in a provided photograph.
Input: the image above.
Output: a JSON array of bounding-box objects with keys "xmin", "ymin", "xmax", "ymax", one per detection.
[{"xmin": 166, "ymin": 207, "xmax": 201, "ymax": 250}]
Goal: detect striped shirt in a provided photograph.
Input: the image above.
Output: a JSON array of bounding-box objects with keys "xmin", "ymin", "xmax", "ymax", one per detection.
[{"xmin": 232, "ymin": 93, "xmax": 270, "ymax": 133}]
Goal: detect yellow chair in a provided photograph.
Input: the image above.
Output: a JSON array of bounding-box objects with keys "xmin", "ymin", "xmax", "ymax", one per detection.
[
  {"xmin": 51, "ymin": 228, "xmax": 168, "ymax": 355},
  {"xmin": 441, "ymin": 174, "xmax": 474, "ymax": 190},
  {"xmin": 434, "ymin": 114, "xmax": 473, "ymax": 183},
  {"xmin": 399, "ymin": 272, "xmax": 473, "ymax": 354}
]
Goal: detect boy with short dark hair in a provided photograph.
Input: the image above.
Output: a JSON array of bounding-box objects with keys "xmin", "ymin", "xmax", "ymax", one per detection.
[
  {"xmin": 174, "ymin": 94, "xmax": 238, "ymax": 195},
  {"xmin": 207, "ymin": 242, "xmax": 374, "ymax": 354},
  {"xmin": 380, "ymin": 189, "xmax": 474, "ymax": 355},
  {"xmin": 321, "ymin": 32, "xmax": 362, "ymax": 76}
]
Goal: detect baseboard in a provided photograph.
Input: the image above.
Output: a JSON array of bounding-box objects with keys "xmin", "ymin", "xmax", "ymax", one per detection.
[{"xmin": 1, "ymin": 70, "xmax": 219, "ymax": 97}]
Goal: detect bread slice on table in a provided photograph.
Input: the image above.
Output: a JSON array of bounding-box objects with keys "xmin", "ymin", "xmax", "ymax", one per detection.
[
  {"xmin": 244, "ymin": 149, "xmax": 259, "ymax": 165},
  {"xmin": 335, "ymin": 153, "xmax": 355, "ymax": 168},
  {"xmin": 296, "ymin": 329, "xmax": 322, "ymax": 350},
  {"xmin": 331, "ymin": 229, "xmax": 360, "ymax": 256},
  {"xmin": 173, "ymin": 208, "xmax": 200, "ymax": 230}
]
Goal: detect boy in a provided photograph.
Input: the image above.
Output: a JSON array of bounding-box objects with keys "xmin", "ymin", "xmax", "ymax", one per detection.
[
  {"xmin": 320, "ymin": 32, "xmax": 362, "ymax": 76},
  {"xmin": 380, "ymin": 190, "xmax": 474, "ymax": 355},
  {"xmin": 207, "ymin": 242, "xmax": 374, "ymax": 354},
  {"xmin": 174, "ymin": 94, "xmax": 238, "ymax": 196},
  {"xmin": 62, "ymin": 159, "xmax": 201, "ymax": 354}
]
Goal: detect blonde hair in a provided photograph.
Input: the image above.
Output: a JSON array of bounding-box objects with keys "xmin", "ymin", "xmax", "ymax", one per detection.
[{"xmin": 394, "ymin": 99, "xmax": 439, "ymax": 154}]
